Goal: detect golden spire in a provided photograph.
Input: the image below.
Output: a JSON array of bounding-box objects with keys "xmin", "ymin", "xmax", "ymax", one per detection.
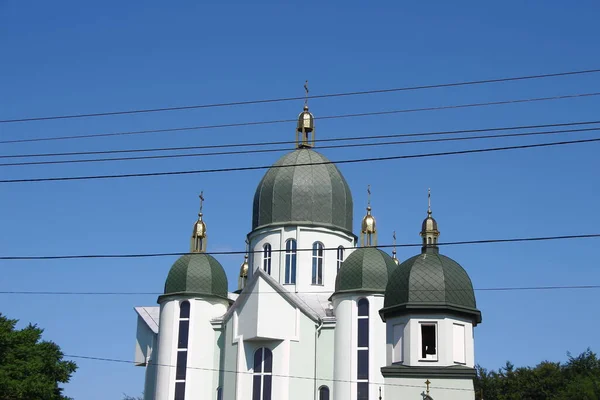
[
  {"xmin": 425, "ymin": 379, "xmax": 431, "ymax": 395},
  {"xmin": 420, "ymin": 188, "xmax": 440, "ymax": 253},
  {"xmin": 392, "ymin": 231, "xmax": 399, "ymax": 265},
  {"xmin": 190, "ymin": 191, "xmax": 207, "ymax": 253},
  {"xmin": 296, "ymin": 81, "xmax": 315, "ymax": 148},
  {"xmin": 361, "ymin": 185, "xmax": 377, "ymax": 247}
]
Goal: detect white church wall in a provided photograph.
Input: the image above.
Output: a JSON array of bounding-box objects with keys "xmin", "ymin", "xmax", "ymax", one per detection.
[
  {"xmin": 332, "ymin": 293, "xmax": 387, "ymax": 400},
  {"xmin": 314, "ymin": 323, "xmax": 335, "ymax": 399},
  {"xmin": 154, "ymin": 298, "xmax": 227, "ymax": 400},
  {"xmin": 248, "ymin": 225, "xmax": 354, "ymax": 295},
  {"xmin": 385, "ymin": 314, "xmax": 475, "ymax": 368},
  {"xmin": 221, "ymin": 316, "xmax": 238, "ymax": 400},
  {"xmin": 288, "ymin": 313, "xmax": 318, "ymax": 400},
  {"xmin": 383, "ymin": 376, "xmax": 475, "ymax": 400}
]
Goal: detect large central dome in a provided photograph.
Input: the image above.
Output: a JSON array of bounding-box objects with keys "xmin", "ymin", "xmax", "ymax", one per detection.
[{"xmin": 252, "ymin": 148, "xmax": 353, "ymax": 234}]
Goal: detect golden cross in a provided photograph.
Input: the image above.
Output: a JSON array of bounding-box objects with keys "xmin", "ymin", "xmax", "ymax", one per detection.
[
  {"xmin": 427, "ymin": 188, "xmax": 431, "ymax": 214},
  {"xmin": 367, "ymin": 184, "xmax": 371, "ymax": 206},
  {"xmin": 199, "ymin": 191, "xmax": 205, "ymax": 215},
  {"xmin": 425, "ymin": 379, "xmax": 431, "ymax": 394},
  {"xmin": 304, "ymin": 80, "xmax": 309, "ymax": 106}
]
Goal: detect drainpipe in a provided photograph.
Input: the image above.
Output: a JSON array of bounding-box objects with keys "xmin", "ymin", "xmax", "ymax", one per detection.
[{"xmin": 314, "ymin": 319, "xmax": 324, "ymax": 399}]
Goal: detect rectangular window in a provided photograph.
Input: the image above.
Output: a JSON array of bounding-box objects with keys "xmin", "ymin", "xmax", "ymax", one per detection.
[
  {"xmin": 357, "ymin": 319, "xmax": 369, "ymax": 348},
  {"xmin": 263, "ymin": 375, "xmax": 272, "ymax": 400},
  {"xmin": 357, "ymin": 349, "xmax": 369, "ymax": 380},
  {"xmin": 392, "ymin": 324, "xmax": 404, "ymax": 363},
  {"xmin": 357, "ymin": 382, "xmax": 369, "ymax": 400},
  {"xmin": 453, "ymin": 323, "xmax": 466, "ymax": 364},
  {"xmin": 421, "ymin": 324, "xmax": 437, "ymax": 360},
  {"xmin": 176, "ymin": 350, "xmax": 187, "ymax": 380},
  {"xmin": 252, "ymin": 375, "xmax": 262, "ymax": 400},
  {"xmin": 177, "ymin": 320, "xmax": 189, "ymax": 349},
  {"xmin": 174, "ymin": 382, "xmax": 186, "ymax": 400}
]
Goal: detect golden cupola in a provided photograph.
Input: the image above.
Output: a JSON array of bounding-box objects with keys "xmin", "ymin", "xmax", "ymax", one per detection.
[
  {"xmin": 420, "ymin": 189, "xmax": 440, "ymax": 252},
  {"xmin": 191, "ymin": 192, "xmax": 208, "ymax": 253},
  {"xmin": 360, "ymin": 185, "xmax": 377, "ymax": 247}
]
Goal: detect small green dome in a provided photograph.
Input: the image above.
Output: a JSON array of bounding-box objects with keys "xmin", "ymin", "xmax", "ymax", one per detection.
[
  {"xmin": 252, "ymin": 149, "xmax": 353, "ymax": 234},
  {"xmin": 335, "ymin": 247, "xmax": 398, "ymax": 294},
  {"xmin": 161, "ymin": 253, "xmax": 228, "ymax": 301},
  {"xmin": 382, "ymin": 248, "xmax": 481, "ymax": 324}
]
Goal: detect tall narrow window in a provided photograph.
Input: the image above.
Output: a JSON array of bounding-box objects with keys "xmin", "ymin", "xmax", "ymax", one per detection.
[
  {"xmin": 252, "ymin": 348, "xmax": 273, "ymax": 400},
  {"xmin": 357, "ymin": 298, "xmax": 369, "ymax": 400},
  {"xmin": 336, "ymin": 246, "xmax": 344, "ymax": 272},
  {"xmin": 421, "ymin": 323, "xmax": 437, "ymax": 360},
  {"xmin": 312, "ymin": 242, "xmax": 324, "ymax": 285},
  {"xmin": 263, "ymin": 244, "xmax": 272, "ymax": 275},
  {"xmin": 285, "ymin": 239, "xmax": 297, "ymax": 284},
  {"xmin": 319, "ymin": 386, "xmax": 330, "ymax": 400},
  {"xmin": 175, "ymin": 301, "xmax": 190, "ymax": 400}
]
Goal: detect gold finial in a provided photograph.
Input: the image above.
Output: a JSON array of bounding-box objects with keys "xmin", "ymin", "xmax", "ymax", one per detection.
[
  {"xmin": 361, "ymin": 185, "xmax": 377, "ymax": 246},
  {"xmin": 425, "ymin": 379, "xmax": 431, "ymax": 395},
  {"xmin": 420, "ymin": 189, "xmax": 440, "ymax": 253},
  {"xmin": 191, "ymin": 191, "xmax": 208, "ymax": 253},
  {"xmin": 304, "ymin": 80, "xmax": 309, "ymax": 106}
]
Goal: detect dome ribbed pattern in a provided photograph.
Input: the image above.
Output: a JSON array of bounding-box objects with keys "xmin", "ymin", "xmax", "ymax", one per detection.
[
  {"xmin": 335, "ymin": 248, "xmax": 397, "ymax": 294},
  {"xmin": 162, "ymin": 253, "xmax": 228, "ymax": 300},
  {"xmin": 252, "ymin": 149, "xmax": 353, "ymax": 233},
  {"xmin": 382, "ymin": 248, "xmax": 481, "ymax": 323}
]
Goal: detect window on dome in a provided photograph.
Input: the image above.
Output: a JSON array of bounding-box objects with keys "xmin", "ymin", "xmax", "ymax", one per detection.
[
  {"xmin": 420, "ymin": 323, "xmax": 437, "ymax": 360},
  {"xmin": 357, "ymin": 298, "xmax": 369, "ymax": 399},
  {"xmin": 337, "ymin": 246, "xmax": 344, "ymax": 272},
  {"xmin": 263, "ymin": 244, "xmax": 272, "ymax": 275},
  {"xmin": 319, "ymin": 386, "xmax": 330, "ymax": 400},
  {"xmin": 285, "ymin": 239, "xmax": 297, "ymax": 284},
  {"xmin": 312, "ymin": 242, "xmax": 324, "ymax": 285},
  {"xmin": 428, "ymin": 237, "xmax": 432, "ymax": 245},
  {"xmin": 253, "ymin": 348, "xmax": 273, "ymax": 400}
]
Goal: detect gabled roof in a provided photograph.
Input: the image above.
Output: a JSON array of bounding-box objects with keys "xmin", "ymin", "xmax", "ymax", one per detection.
[
  {"xmin": 222, "ymin": 268, "xmax": 326, "ymax": 323},
  {"xmin": 134, "ymin": 306, "xmax": 160, "ymax": 334}
]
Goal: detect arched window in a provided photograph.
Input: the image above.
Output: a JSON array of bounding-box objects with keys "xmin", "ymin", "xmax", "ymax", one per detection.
[
  {"xmin": 319, "ymin": 386, "xmax": 330, "ymax": 400},
  {"xmin": 263, "ymin": 244, "xmax": 272, "ymax": 275},
  {"xmin": 312, "ymin": 242, "xmax": 324, "ymax": 285},
  {"xmin": 284, "ymin": 239, "xmax": 297, "ymax": 284},
  {"xmin": 252, "ymin": 348, "xmax": 273, "ymax": 400},
  {"xmin": 357, "ymin": 298, "xmax": 369, "ymax": 400},
  {"xmin": 175, "ymin": 301, "xmax": 190, "ymax": 400},
  {"xmin": 336, "ymin": 246, "xmax": 345, "ymax": 272},
  {"xmin": 428, "ymin": 237, "xmax": 432, "ymax": 245}
]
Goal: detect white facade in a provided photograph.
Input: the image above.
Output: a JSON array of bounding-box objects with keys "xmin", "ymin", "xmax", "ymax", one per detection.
[{"xmin": 133, "ymin": 132, "xmax": 481, "ymax": 399}]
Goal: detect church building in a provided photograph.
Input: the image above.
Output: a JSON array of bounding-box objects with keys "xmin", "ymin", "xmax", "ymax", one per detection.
[{"xmin": 133, "ymin": 104, "xmax": 483, "ymax": 400}]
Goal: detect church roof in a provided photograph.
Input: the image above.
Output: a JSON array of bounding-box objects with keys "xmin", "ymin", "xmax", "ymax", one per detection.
[
  {"xmin": 160, "ymin": 253, "xmax": 229, "ymax": 302},
  {"xmin": 252, "ymin": 149, "xmax": 354, "ymax": 234},
  {"xmin": 381, "ymin": 247, "xmax": 481, "ymax": 324},
  {"xmin": 334, "ymin": 247, "xmax": 397, "ymax": 295}
]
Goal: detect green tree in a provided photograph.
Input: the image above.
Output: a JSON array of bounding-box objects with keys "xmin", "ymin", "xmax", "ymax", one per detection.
[
  {"xmin": 0, "ymin": 313, "xmax": 77, "ymax": 400},
  {"xmin": 475, "ymin": 349, "xmax": 600, "ymax": 400}
]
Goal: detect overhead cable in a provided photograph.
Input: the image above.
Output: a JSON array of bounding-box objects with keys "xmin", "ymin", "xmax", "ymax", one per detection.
[
  {"xmin": 2, "ymin": 136, "xmax": 600, "ymax": 184},
  {"xmin": 2, "ymin": 91, "xmax": 600, "ymax": 144},
  {"xmin": 1, "ymin": 233, "xmax": 598, "ymax": 260},
  {"xmin": 2, "ymin": 67, "xmax": 600, "ymax": 124},
  {"xmin": 2, "ymin": 126, "xmax": 600, "ymax": 168}
]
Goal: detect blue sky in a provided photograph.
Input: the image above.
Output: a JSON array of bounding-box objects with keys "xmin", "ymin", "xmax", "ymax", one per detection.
[{"xmin": 1, "ymin": 1, "xmax": 600, "ymax": 399}]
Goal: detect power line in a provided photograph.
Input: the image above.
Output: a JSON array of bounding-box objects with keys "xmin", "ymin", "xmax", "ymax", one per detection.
[
  {"xmin": 3, "ymin": 67, "xmax": 600, "ymax": 124},
  {"xmin": 2, "ymin": 136, "xmax": 600, "ymax": 184},
  {"xmin": 1, "ymin": 285, "xmax": 599, "ymax": 296},
  {"xmin": 2, "ymin": 125, "xmax": 600, "ymax": 168},
  {"xmin": 1, "ymin": 233, "xmax": 598, "ymax": 260},
  {"xmin": 64, "ymin": 354, "xmax": 473, "ymax": 392},
  {"xmin": 3, "ymin": 119, "xmax": 599, "ymax": 160},
  {"xmin": 2, "ymin": 91, "xmax": 600, "ymax": 144}
]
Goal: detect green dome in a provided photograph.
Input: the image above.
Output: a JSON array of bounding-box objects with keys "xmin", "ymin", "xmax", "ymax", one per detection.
[
  {"xmin": 335, "ymin": 247, "xmax": 398, "ymax": 294},
  {"xmin": 161, "ymin": 253, "xmax": 229, "ymax": 301},
  {"xmin": 252, "ymin": 149, "xmax": 353, "ymax": 234},
  {"xmin": 382, "ymin": 248, "xmax": 481, "ymax": 324}
]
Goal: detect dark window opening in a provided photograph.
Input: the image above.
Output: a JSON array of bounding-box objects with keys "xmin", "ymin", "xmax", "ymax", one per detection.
[
  {"xmin": 176, "ymin": 350, "xmax": 187, "ymax": 380},
  {"xmin": 312, "ymin": 242, "xmax": 324, "ymax": 285},
  {"xmin": 179, "ymin": 301, "xmax": 190, "ymax": 319},
  {"xmin": 285, "ymin": 239, "xmax": 297, "ymax": 284},
  {"xmin": 421, "ymin": 324, "xmax": 437, "ymax": 358},
  {"xmin": 263, "ymin": 244, "xmax": 272, "ymax": 275},
  {"xmin": 253, "ymin": 348, "xmax": 273, "ymax": 400},
  {"xmin": 177, "ymin": 320, "xmax": 189, "ymax": 349},
  {"xmin": 357, "ymin": 319, "xmax": 369, "ymax": 348},
  {"xmin": 174, "ymin": 382, "xmax": 186, "ymax": 400},
  {"xmin": 319, "ymin": 386, "xmax": 330, "ymax": 400},
  {"xmin": 357, "ymin": 298, "xmax": 369, "ymax": 317},
  {"xmin": 357, "ymin": 382, "xmax": 369, "ymax": 400},
  {"xmin": 357, "ymin": 349, "xmax": 369, "ymax": 379}
]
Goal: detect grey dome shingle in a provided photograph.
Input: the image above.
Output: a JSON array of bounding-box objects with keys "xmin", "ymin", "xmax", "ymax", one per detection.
[
  {"xmin": 252, "ymin": 149, "xmax": 353, "ymax": 234},
  {"xmin": 161, "ymin": 253, "xmax": 228, "ymax": 301},
  {"xmin": 335, "ymin": 247, "xmax": 398, "ymax": 294},
  {"xmin": 381, "ymin": 248, "xmax": 482, "ymax": 324}
]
